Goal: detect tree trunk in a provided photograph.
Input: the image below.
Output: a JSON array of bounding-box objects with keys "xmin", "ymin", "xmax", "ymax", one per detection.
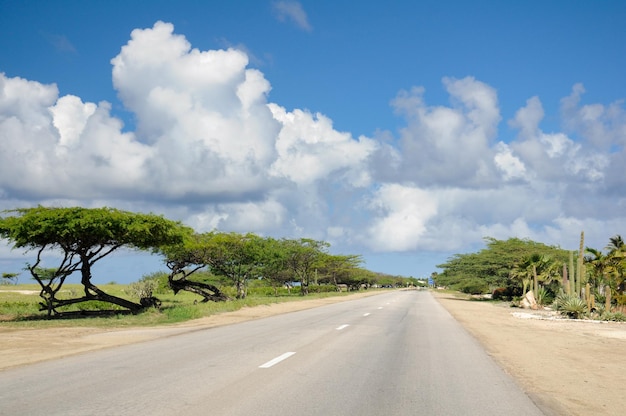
[
  {"xmin": 169, "ymin": 278, "xmax": 229, "ymax": 302},
  {"xmin": 236, "ymin": 280, "xmax": 246, "ymax": 299}
]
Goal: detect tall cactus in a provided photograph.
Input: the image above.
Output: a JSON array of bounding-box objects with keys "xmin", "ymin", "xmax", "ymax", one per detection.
[
  {"xmin": 533, "ymin": 264, "xmax": 538, "ymax": 297},
  {"xmin": 576, "ymin": 231, "xmax": 585, "ymax": 298},
  {"xmin": 569, "ymin": 251, "xmax": 575, "ymax": 296}
]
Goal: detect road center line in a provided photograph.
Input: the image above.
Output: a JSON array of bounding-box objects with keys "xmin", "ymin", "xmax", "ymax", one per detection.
[
  {"xmin": 259, "ymin": 352, "xmax": 296, "ymax": 368},
  {"xmin": 336, "ymin": 324, "xmax": 350, "ymax": 330}
]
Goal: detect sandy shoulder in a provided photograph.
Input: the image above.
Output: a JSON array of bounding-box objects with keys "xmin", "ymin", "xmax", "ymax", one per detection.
[{"xmin": 433, "ymin": 292, "xmax": 626, "ymax": 416}]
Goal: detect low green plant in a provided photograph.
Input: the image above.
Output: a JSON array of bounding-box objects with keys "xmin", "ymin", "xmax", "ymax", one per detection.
[
  {"xmin": 455, "ymin": 278, "xmax": 489, "ymax": 295},
  {"xmin": 535, "ymin": 287, "xmax": 553, "ymax": 306},
  {"xmin": 127, "ymin": 279, "xmax": 158, "ymax": 300},
  {"xmin": 600, "ymin": 311, "xmax": 626, "ymax": 322},
  {"xmin": 554, "ymin": 293, "xmax": 587, "ymax": 319}
]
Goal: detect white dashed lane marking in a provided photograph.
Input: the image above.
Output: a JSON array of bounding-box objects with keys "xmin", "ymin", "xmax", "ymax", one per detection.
[{"xmin": 259, "ymin": 352, "xmax": 296, "ymax": 368}]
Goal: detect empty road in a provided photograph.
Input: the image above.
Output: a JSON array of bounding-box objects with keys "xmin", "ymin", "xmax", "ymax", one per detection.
[{"xmin": 0, "ymin": 290, "xmax": 545, "ymax": 415}]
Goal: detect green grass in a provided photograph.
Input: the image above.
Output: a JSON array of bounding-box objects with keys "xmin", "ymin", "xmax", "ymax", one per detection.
[{"xmin": 0, "ymin": 283, "xmax": 372, "ymax": 329}]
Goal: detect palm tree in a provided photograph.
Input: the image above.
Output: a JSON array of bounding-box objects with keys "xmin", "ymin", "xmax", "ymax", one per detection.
[
  {"xmin": 585, "ymin": 247, "xmax": 608, "ymax": 289},
  {"xmin": 511, "ymin": 254, "xmax": 561, "ymax": 303},
  {"xmin": 607, "ymin": 235, "xmax": 625, "ymax": 254},
  {"xmin": 604, "ymin": 235, "xmax": 626, "ymax": 300}
]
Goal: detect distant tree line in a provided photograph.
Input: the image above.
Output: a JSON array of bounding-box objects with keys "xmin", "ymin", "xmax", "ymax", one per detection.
[
  {"xmin": 435, "ymin": 234, "xmax": 626, "ymax": 318},
  {"xmin": 0, "ymin": 206, "xmax": 415, "ymax": 317}
]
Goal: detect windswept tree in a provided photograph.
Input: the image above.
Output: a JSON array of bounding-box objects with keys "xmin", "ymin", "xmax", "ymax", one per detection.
[
  {"xmin": 281, "ymin": 238, "xmax": 329, "ymax": 295},
  {"xmin": 0, "ymin": 206, "xmax": 188, "ymax": 316},
  {"xmin": 255, "ymin": 237, "xmax": 293, "ymax": 295},
  {"xmin": 1, "ymin": 272, "xmax": 19, "ymax": 285},
  {"xmin": 316, "ymin": 253, "xmax": 363, "ymax": 287},
  {"xmin": 159, "ymin": 233, "xmax": 230, "ymax": 302},
  {"xmin": 201, "ymin": 232, "xmax": 264, "ymax": 299},
  {"xmin": 160, "ymin": 232, "xmax": 266, "ymax": 300}
]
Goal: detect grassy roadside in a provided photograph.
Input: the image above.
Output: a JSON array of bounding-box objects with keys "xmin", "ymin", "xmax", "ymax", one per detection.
[{"xmin": 0, "ymin": 283, "xmax": 379, "ymax": 329}]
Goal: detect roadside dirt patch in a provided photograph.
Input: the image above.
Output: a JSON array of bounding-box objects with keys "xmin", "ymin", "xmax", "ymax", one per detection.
[{"xmin": 433, "ymin": 292, "xmax": 626, "ymax": 416}]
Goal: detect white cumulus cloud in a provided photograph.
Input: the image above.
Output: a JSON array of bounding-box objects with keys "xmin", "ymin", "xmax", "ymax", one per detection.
[{"xmin": 1, "ymin": 21, "xmax": 626, "ymax": 275}]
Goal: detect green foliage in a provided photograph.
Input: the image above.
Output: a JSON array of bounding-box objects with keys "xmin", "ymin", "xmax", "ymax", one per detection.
[
  {"xmin": 0, "ymin": 206, "xmax": 409, "ymax": 318},
  {"xmin": 491, "ymin": 287, "xmax": 521, "ymax": 301},
  {"xmin": 0, "ymin": 206, "xmax": 191, "ymax": 315},
  {"xmin": 600, "ymin": 311, "xmax": 626, "ymax": 322},
  {"xmin": 139, "ymin": 272, "xmax": 170, "ymax": 294},
  {"xmin": 0, "ymin": 206, "xmax": 189, "ymax": 251},
  {"xmin": 456, "ymin": 278, "xmax": 489, "ymax": 295},
  {"xmin": 436, "ymin": 237, "xmax": 569, "ymax": 295},
  {"xmin": 554, "ymin": 293, "xmax": 587, "ymax": 319},
  {"xmin": 127, "ymin": 279, "xmax": 158, "ymax": 300},
  {"xmin": 1, "ymin": 272, "xmax": 20, "ymax": 285},
  {"xmin": 585, "ymin": 234, "xmax": 626, "ymax": 307},
  {"xmin": 535, "ymin": 287, "xmax": 553, "ymax": 306}
]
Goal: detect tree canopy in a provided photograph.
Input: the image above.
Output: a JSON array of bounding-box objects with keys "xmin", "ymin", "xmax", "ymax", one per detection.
[
  {"xmin": 436, "ymin": 237, "xmax": 569, "ymax": 295},
  {"xmin": 0, "ymin": 206, "xmax": 189, "ymax": 315}
]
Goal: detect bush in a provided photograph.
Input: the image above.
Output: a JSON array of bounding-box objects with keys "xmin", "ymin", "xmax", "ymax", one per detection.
[
  {"xmin": 554, "ymin": 293, "xmax": 587, "ymax": 319},
  {"xmin": 139, "ymin": 272, "xmax": 170, "ymax": 294},
  {"xmin": 600, "ymin": 311, "xmax": 626, "ymax": 322},
  {"xmin": 456, "ymin": 278, "xmax": 489, "ymax": 295},
  {"xmin": 128, "ymin": 278, "xmax": 158, "ymax": 300},
  {"xmin": 308, "ymin": 284, "xmax": 337, "ymax": 293},
  {"xmin": 492, "ymin": 287, "xmax": 522, "ymax": 301},
  {"xmin": 535, "ymin": 287, "xmax": 554, "ymax": 306}
]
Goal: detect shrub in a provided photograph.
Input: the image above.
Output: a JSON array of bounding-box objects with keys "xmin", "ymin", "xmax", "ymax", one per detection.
[
  {"xmin": 139, "ymin": 272, "xmax": 170, "ymax": 294},
  {"xmin": 128, "ymin": 279, "xmax": 158, "ymax": 300},
  {"xmin": 535, "ymin": 287, "xmax": 554, "ymax": 306},
  {"xmin": 492, "ymin": 286, "xmax": 522, "ymax": 301},
  {"xmin": 456, "ymin": 278, "xmax": 489, "ymax": 295},
  {"xmin": 554, "ymin": 293, "xmax": 587, "ymax": 319},
  {"xmin": 308, "ymin": 284, "xmax": 337, "ymax": 293},
  {"xmin": 600, "ymin": 311, "xmax": 626, "ymax": 322}
]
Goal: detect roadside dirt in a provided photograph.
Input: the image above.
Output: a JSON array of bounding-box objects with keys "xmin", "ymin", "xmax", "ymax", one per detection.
[
  {"xmin": 1, "ymin": 290, "xmax": 624, "ymax": 415},
  {"xmin": 433, "ymin": 292, "xmax": 626, "ymax": 416}
]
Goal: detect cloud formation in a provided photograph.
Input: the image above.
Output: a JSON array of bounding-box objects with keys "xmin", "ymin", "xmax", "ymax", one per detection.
[
  {"xmin": 1, "ymin": 21, "xmax": 626, "ymax": 265},
  {"xmin": 272, "ymin": 1, "xmax": 312, "ymax": 32}
]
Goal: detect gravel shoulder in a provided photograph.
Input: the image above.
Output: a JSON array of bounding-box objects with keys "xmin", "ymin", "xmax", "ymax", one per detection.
[{"xmin": 2, "ymin": 289, "xmax": 625, "ymax": 415}]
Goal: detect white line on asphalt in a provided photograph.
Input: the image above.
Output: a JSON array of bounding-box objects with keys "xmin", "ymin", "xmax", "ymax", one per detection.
[
  {"xmin": 336, "ymin": 324, "xmax": 349, "ymax": 330},
  {"xmin": 377, "ymin": 307, "xmax": 383, "ymax": 309},
  {"xmin": 363, "ymin": 313, "xmax": 370, "ymax": 317},
  {"xmin": 259, "ymin": 352, "xmax": 296, "ymax": 368}
]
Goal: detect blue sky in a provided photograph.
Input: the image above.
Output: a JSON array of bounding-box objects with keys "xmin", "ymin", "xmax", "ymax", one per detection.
[{"xmin": 1, "ymin": 1, "xmax": 625, "ymax": 284}]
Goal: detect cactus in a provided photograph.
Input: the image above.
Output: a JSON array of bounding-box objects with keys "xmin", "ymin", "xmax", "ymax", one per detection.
[
  {"xmin": 576, "ymin": 231, "xmax": 585, "ymax": 297},
  {"xmin": 569, "ymin": 251, "xmax": 575, "ymax": 296},
  {"xmin": 563, "ymin": 263, "xmax": 570, "ymax": 295},
  {"xmin": 533, "ymin": 264, "xmax": 538, "ymax": 298}
]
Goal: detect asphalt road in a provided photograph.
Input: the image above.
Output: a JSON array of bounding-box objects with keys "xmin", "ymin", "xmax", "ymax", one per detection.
[{"xmin": 0, "ymin": 290, "xmax": 545, "ymax": 415}]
